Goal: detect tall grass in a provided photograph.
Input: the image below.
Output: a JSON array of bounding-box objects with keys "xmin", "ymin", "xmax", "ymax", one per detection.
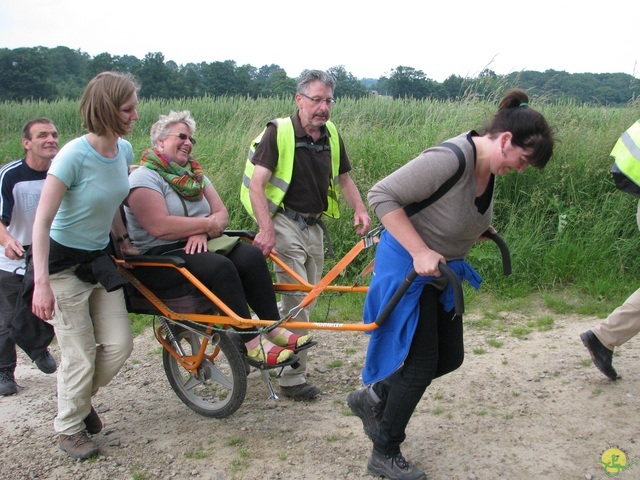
[{"xmin": 1, "ymin": 95, "xmax": 639, "ymax": 305}]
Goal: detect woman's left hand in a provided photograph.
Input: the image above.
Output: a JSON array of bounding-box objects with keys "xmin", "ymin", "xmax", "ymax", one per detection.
[{"xmin": 184, "ymin": 234, "xmax": 208, "ymax": 254}]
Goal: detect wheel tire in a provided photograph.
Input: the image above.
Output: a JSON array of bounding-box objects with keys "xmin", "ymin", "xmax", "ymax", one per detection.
[{"xmin": 162, "ymin": 328, "xmax": 247, "ymax": 418}]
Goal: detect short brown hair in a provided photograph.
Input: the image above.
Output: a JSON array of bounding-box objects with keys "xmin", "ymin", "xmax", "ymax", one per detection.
[{"xmin": 80, "ymin": 71, "xmax": 140, "ymax": 136}]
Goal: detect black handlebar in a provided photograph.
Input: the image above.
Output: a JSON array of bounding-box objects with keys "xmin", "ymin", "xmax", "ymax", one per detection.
[
  {"xmin": 481, "ymin": 230, "xmax": 512, "ymax": 276},
  {"xmin": 372, "ymin": 230, "xmax": 512, "ymax": 326},
  {"xmin": 374, "ymin": 262, "xmax": 464, "ymax": 326}
]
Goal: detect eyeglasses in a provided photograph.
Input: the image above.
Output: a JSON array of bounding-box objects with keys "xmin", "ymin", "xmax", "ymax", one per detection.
[
  {"xmin": 300, "ymin": 93, "xmax": 336, "ymax": 106},
  {"xmin": 166, "ymin": 132, "xmax": 196, "ymax": 145}
]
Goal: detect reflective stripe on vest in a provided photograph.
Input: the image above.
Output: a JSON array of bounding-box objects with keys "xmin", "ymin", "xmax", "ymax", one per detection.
[
  {"xmin": 240, "ymin": 117, "xmax": 341, "ymax": 219},
  {"xmin": 612, "ymin": 120, "xmax": 640, "ymax": 186}
]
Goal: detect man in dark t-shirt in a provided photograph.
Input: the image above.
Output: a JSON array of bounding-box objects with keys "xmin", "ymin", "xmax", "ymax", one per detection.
[{"xmin": 0, "ymin": 118, "xmax": 59, "ymax": 396}]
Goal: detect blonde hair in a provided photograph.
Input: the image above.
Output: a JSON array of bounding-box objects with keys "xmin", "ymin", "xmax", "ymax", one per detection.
[
  {"xmin": 150, "ymin": 110, "xmax": 197, "ymax": 147},
  {"xmin": 80, "ymin": 71, "xmax": 140, "ymax": 136}
]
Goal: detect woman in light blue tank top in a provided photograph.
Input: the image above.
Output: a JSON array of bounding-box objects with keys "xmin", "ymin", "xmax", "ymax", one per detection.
[{"xmin": 30, "ymin": 72, "xmax": 140, "ymax": 460}]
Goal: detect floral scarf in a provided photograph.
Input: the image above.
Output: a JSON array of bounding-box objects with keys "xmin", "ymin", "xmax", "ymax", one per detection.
[{"xmin": 140, "ymin": 148, "xmax": 205, "ymax": 201}]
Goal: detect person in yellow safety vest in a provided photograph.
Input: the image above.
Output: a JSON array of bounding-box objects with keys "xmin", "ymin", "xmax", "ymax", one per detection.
[
  {"xmin": 241, "ymin": 69, "xmax": 371, "ymax": 401},
  {"xmin": 242, "ymin": 117, "xmax": 342, "ymax": 220},
  {"xmin": 581, "ymin": 119, "xmax": 640, "ymax": 381}
]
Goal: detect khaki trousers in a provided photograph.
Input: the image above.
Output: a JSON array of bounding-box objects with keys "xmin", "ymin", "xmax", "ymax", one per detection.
[
  {"xmin": 272, "ymin": 213, "xmax": 324, "ymax": 387},
  {"xmin": 48, "ymin": 268, "xmax": 133, "ymax": 435},
  {"xmin": 594, "ymin": 200, "xmax": 640, "ymax": 350},
  {"xmin": 593, "ymin": 287, "xmax": 640, "ymax": 351}
]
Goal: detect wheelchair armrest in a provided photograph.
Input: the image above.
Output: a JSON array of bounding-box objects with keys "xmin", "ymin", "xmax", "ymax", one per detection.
[
  {"xmin": 223, "ymin": 230, "xmax": 256, "ymax": 240},
  {"xmin": 123, "ymin": 255, "xmax": 186, "ymax": 267}
]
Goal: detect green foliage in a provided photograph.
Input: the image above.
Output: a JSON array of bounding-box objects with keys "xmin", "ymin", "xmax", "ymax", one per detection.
[
  {"xmin": 129, "ymin": 314, "xmax": 153, "ymax": 336},
  {"xmin": 1, "ymin": 95, "xmax": 639, "ymax": 304},
  {"xmin": 1, "ymin": 47, "xmax": 638, "ymax": 104}
]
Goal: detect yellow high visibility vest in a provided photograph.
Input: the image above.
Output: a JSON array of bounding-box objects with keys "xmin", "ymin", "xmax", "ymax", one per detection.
[
  {"xmin": 611, "ymin": 120, "xmax": 640, "ymax": 196},
  {"xmin": 240, "ymin": 117, "xmax": 341, "ymax": 219}
]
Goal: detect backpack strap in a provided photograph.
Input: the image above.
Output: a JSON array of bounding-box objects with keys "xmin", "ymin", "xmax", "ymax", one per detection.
[{"xmin": 403, "ymin": 142, "xmax": 466, "ymax": 217}]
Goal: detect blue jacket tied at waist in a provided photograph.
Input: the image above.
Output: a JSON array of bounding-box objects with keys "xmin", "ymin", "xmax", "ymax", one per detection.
[{"xmin": 362, "ymin": 230, "xmax": 482, "ymax": 385}]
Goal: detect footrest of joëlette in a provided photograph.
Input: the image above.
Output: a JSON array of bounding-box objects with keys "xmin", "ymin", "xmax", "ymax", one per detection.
[
  {"xmin": 292, "ymin": 340, "xmax": 317, "ymax": 355},
  {"xmin": 244, "ymin": 354, "xmax": 300, "ymax": 371}
]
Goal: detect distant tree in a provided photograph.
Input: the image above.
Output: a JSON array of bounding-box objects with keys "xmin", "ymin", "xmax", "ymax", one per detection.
[
  {"xmin": 464, "ymin": 69, "xmax": 504, "ymax": 101},
  {"xmin": 135, "ymin": 52, "xmax": 183, "ymax": 98},
  {"xmin": 0, "ymin": 47, "xmax": 54, "ymax": 101},
  {"xmin": 373, "ymin": 76, "xmax": 391, "ymax": 96},
  {"xmin": 116, "ymin": 55, "xmax": 141, "ymax": 73},
  {"xmin": 181, "ymin": 63, "xmax": 204, "ymax": 97},
  {"xmin": 360, "ymin": 78, "xmax": 377, "ymax": 89},
  {"xmin": 255, "ymin": 65, "xmax": 294, "ymax": 96},
  {"xmin": 236, "ymin": 64, "xmax": 259, "ymax": 98},
  {"xmin": 386, "ymin": 66, "xmax": 436, "ymax": 99},
  {"xmin": 327, "ymin": 65, "xmax": 369, "ymax": 98},
  {"xmin": 441, "ymin": 74, "xmax": 466, "ymax": 100},
  {"xmin": 200, "ymin": 60, "xmax": 239, "ymax": 96},
  {"xmin": 48, "ymin": 46, "xmax": 89, "ymax": 98},
  {"xmin": 0, "ymin": 46, "xmax": 637, "ymax": 104},
  {"xmin": 263, "ymin": 68, "xmax": 296, "ymax": 97},
  {"xmin": 87, "ymin": 52, "xmax": 118, "ymax": 78},
  {"xmin": 497, "ymin": 70, "xmax": 640, "ymax": 104}
]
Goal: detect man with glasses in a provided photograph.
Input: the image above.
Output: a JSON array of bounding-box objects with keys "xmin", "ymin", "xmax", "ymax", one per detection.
[
  {"xmin": 241, "ymin": 69, "xmax": 371, "ymax": 401},
  {"xmin": 0, "ymin": 118, "xmax": 59, "ymax": 396}
]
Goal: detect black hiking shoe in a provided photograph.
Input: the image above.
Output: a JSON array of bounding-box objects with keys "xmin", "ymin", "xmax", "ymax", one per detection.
[
  {"xmin": 347, "ymin": 387, "xmax": 383, "ymax": 442},
  {"xmin": 0, "ymin": 369, "xmax": 17, "ymax": 396},
  {"xmin": 279, "ymin": 382, "xmax": 321, "ymax": 401},
  {"xmin": 580, "ymin": 330, "xmax": 617, "ymax": 380},
  {"xmin": 367, "ymin": 449, "xmax": 426, "ymax": 480},
  {"xmin": 34, "ymin": 349, "xmax": 57, "ymax": 374}
]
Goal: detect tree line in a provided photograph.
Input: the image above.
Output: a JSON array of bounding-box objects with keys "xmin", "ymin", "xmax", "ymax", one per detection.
[{"xmin": 1, "ymin": 46, "xmax": 638, "ymax": 105}]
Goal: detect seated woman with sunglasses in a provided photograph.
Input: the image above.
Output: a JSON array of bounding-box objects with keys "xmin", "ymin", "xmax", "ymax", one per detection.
[{"xmin": 124, "ymin": 110, "xmax": 312, "ymax": 366}]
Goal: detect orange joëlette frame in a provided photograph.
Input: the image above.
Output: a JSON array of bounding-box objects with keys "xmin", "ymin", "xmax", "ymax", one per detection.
[{"xmin": 114, "ymin": 227, "xmax": 382, "ymax": 333}]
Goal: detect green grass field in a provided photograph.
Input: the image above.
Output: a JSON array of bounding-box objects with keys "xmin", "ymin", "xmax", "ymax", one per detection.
[{"xmin": 2, "ymin": 94, "xmax": 639, "ymax": 321}]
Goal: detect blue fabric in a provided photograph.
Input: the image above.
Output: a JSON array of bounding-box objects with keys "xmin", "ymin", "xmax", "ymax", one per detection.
[{"xmin": 362, "ymin": 230, "xmax": 482, "ymax": 385}]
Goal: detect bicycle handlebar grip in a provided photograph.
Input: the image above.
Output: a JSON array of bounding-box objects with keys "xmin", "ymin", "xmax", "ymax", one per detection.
[
  {"xmin": 374, "ymin": 263, "xmax": 464, "ymax": 326},
  {"xmin": 481, "ymin": 230, "xmax": 512, "ymax": 276}
]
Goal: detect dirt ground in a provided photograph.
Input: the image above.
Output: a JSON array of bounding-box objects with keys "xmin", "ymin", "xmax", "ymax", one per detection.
[{"xmin": 1, "ymin": 306, "xmax": 639, "ymax": 480}]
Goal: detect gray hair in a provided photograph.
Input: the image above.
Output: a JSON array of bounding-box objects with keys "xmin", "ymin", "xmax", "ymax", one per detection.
[
  {"xmin": 150, "ymin": 110, "xmax": 197, "ymax": 147},
  {"xmin": 297, "ymin": 70, "xmax": 336, "ymax": 95}
]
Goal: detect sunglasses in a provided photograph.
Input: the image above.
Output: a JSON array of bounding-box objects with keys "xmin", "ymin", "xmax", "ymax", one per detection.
[{"xmin": 166, "ymin": 132, "xmax": 196, "ymax": 145}]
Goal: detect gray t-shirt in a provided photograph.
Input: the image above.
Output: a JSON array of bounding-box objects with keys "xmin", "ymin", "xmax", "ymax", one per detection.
[
  {"xmin": 367, "ymin": 132, "xmax": 492, "ymax": 261},
  {"xmin": 125, "ymin": 166, "xmax": 212, "ymax": 253}
]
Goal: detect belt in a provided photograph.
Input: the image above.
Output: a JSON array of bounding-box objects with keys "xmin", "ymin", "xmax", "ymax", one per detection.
[
  {"xmin": 278, "ymin": 207, "xmax": 335, "ymax": 257},
  {"xmin": 279, "ymin": 207, "xmax": 322, "ymax": 226}
]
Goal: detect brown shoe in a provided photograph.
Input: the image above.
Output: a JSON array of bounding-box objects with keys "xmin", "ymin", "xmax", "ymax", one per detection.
[
  {"xmin": 59, "ymin": 431, "xmax": 99, "ymax": 460},
  {"xmin": 84, "ymin": 406, "xmax": 103, "ymax": 435}
]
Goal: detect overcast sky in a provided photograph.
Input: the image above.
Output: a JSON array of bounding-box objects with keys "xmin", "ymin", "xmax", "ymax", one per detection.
[{"xmin": 1, "ymin": 0, "xmax": 638, "ymax": 82}]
